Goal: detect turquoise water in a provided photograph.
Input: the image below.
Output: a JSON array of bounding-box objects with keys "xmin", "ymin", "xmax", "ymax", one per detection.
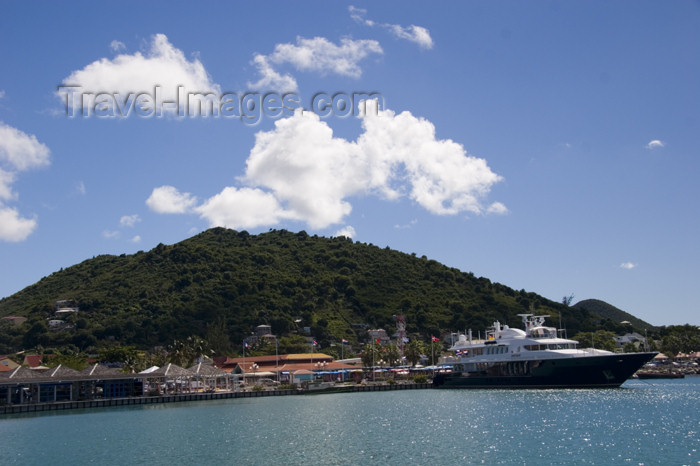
[{"xmin": 1, "ymin": 377, "xmax": 698, "ymax": 465}]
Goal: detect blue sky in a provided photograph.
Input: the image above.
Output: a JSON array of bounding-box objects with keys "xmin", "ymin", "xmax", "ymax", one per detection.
[{"xmin": 0, "ymin": 1, "xmax": 698, "ymax": 326}]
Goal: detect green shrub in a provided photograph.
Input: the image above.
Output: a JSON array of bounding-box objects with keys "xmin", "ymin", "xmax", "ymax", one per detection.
[{"xmin": 413, "ymin": 374, "xmax": 428, "ymax": 384}]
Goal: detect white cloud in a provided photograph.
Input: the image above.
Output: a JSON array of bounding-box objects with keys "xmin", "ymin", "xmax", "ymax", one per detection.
[
  {"xmin": 387, "ymin": 24, "xmax": 434, "ymax": 49},
  {"xmin": 646, "ymin": 139, "xmax": 664, "ymax": 150},
  {"xmin": 333, "ymin": 225, "xmax": 356, "ymax": 238},
  {"xmin": 349, "ymin": 6, "xmax": 373, "ymax": 26},
  {"xmin": 356, "ymin": 104, "xmax": 503, "ymax": 215},
  {"xmin": 249, "ymin": 36, "xmax": 382, "ymax": 92},
  {"xmin": 0, "ymin": 123, "xmax": 50, "ymax": 241},
  {"xmin": 620, "ymin": 262, "xmax": 637, "ymax": 270},
  {"xmin": 394, "ymin": 219, "xmax": 418, "ymax": 229},
  {"xmin": 349, "ymin": 6, "xmax": 434, "ymax": 49},
  {"xmin": 0, "ymin": 169, "xmax": 16, "ymax": 201},
  {"xmin": 58, "ymin": 33, "xmax": 220, "ymax": 115},
  {"xmin": 192, "ymin": 102, "xmax": 503, "ymax": 230},
  {"xmin": 0, "ymin": 90, "xmax": 5, "ymax": 99},
  {"xmin": 0, "ymin": 206, "xmax": 36, "ymax": 242},
  {"xmin": 0, "ymin": 122, "xmax": 51, "ymax": 171},
  {"xmin": 152, "ymin": 102, "xmax": 504, "ymax": 231},
  {"xmin": 486, "ymin": 202, "xmax": 509, "ymax": 215},
  {"xmin": 75, "ymin": 181, "xmax": 86, "ymax": 195},
  {"xmin": 102, "ymin": 230, "xmax": 120, "ymax": 239},
  {"xmin": 109, "ymin": 40, "xmax": 126, "ymax": 52},
  {"xmin": 131, "ymin": 235, "xmax": 141, "ymax": 243},
  {"xmin": 196, "ymin": 187, "xmax": 286, "ymax": 230},
  {"xmin": 120, "ymin": 214, "xmax": 141, "ymax": 227},
  {"xmin": 146, "ymin": 185, "xmax": 197, "ymax": 214},
  {"xmin": 248, "ymin": 54, "xmax": 298, "ymax": 92},
  {"xmin": 242, "ymin": 110, "xmax": 362, "ymax": 228}
]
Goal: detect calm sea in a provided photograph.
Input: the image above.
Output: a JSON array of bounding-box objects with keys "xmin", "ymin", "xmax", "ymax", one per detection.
[{"xmin": 1, "ymin": 377, "xmax": 698, "ymax": 465}]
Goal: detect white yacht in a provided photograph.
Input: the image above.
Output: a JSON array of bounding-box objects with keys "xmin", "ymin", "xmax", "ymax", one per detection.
[{"xmin": 433, "ymin": 314, "xmax": 656, "ymax": 388}]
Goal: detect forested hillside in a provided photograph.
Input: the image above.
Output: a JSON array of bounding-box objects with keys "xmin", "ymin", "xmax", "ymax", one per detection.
[
  {"xmin": 0, "ymin": 228, "xmax": 605, "ymax": 354},
  {"xmin": 573, "ymin": 299, "xmax": 654, "ymax": 332}
]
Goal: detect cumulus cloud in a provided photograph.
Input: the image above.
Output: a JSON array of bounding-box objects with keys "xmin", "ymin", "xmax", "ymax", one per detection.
[
  {"xmin": 0, "ymin": 122, "xmax": 50, "ymax": 241},
  {"xmin": 58, "ymin": 34, "xmax": 220, "ymax": 115},
  {"xmin": 196, "ymin": 187, "xmax": 287, "ymax": 230},
  {"xmin": 146, "ymin": 185, "xmax": 197, "ymax": 214},
  {"xmin": 131, "ymin": 235, "xmax": 141, "ymax": 243},
  {"xmin": 0, "ymin": 122, "xmax": 51, "ymax": 171},
  {"xmin": 646, "ymin": 139, "xmax": 664, "ymax": 150},
  {"xmin": 333, "ymin": 225, "xmax": 356, "ymax": 239},
  {"xmin": 0, "ymin": 206, "xmax": 36, "ymax": 242},
  {"xmin": 249, "ymin": 36, "xmax": 382, "ymax": 92},
  {"xmin": 620, "ymin": 262, "xmax": 637, "ymax": 270},
  {"xmin": 120, "ymin": 214, "xmax": 141, "ymax": 227},
  {"xmin": 188, "ymin": 101, "xmax": 504, "ymax": 230},
  {"xmin": 349, "ymin": 6, "xmax": 434, "ymax": 49}
]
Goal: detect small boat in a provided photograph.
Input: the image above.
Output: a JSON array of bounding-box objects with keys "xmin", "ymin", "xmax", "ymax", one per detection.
[{"xmin": 433, "ymin": 314, "xmax": 656, "ymax": 389}]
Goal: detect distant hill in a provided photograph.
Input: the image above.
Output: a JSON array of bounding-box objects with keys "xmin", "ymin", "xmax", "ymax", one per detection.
[
  {"xmin": 572, "ymin": 299, "xmax": 655, "ymax": 332},
  {"xmin": 0, "ymin": 228, "xmax": 616, "ymax": 353}
]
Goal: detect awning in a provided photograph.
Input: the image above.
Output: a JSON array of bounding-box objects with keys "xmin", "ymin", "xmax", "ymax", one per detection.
[{"xmin": 245, "ymin": 371, "xmax": 276, "ymax": 377}]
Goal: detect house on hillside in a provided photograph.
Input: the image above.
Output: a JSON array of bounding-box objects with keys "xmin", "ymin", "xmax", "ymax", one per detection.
[
  {"xmin": 54, "ymin": 300, "xmax": 78, "ymax": 317},
  {"xmin": 368, "ymin": 329, "xmax": 390, "ymax": 345},
  {"xmin": 1, "ymin": 316, "xmax": 27, "ymax": 326},
  {"xmin": 613, "ymin": 332, "xmax": 646, "ymax": 348}
]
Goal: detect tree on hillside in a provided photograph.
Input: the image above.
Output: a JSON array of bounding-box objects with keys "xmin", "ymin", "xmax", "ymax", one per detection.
[
  {"xmin": 562, "ymin": 294, "xmax": 575, "ymax": 307},
  {"xmin": 571, "ymin": 330, "xmax": 617, "ymax": 352},
  {"xmin": 205, "ymin": 318, "xmax": 232, "ymax": 355},
  {"xmin": 45, "ymin": 347, "xmax": 88, "ymax": 371},
  {"xmin": 277, "ymin": 335, "xmax": 311, "ymax": 355},
  {"xmin": 659, "ymin": 325, "xmax": 700, "ymax": 357}
]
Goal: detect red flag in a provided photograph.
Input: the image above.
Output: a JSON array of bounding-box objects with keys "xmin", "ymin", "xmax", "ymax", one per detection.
[
  {"xmin": 376, "ymin": 338, "xmax": 381, "ymax": 344},
  {"xmin": 431, "ymin": 336, "xmax": 439, "ymax": 342},
  {"xmin": 312, "ymin": 340, "xmax": 318, "ymax": 346}
]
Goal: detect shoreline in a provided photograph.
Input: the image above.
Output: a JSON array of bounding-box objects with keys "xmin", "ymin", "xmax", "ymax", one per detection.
[{"xmin": 0, "ymin": 382, "xmax": 433, "ymax": 416}]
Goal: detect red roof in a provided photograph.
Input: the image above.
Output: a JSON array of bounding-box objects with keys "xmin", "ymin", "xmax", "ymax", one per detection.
[{"xmin": 23, "ymin": 354, "xmax": 43, "ymax": 368}]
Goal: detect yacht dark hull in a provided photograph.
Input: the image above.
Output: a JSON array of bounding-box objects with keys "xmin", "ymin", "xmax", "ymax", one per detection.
[{"xmin": 433, "ymin": 352, "xmax": 656, "ymax": 389}]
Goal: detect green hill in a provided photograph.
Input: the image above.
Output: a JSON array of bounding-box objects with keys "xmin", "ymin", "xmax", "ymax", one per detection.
[
  {"xmin": 572, "ymin": 299, "xmax": 655, "ymax": 332},
  {"xmin": 0, "ymin": 228, "xmax": 604, "ymax": 354}
]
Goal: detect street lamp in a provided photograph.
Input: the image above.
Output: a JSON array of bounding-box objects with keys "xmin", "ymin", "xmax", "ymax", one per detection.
[
  {"xmin": 251, "ymin": 363, "xmax": 258, "ymax": 386},
  {"xmin": 314, "ymin": 361, "xmax": 328, "ymax": 381}
]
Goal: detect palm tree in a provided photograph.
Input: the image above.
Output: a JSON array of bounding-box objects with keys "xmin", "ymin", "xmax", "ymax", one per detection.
[{"xmin": 404, "ymin": 340, "xmax": 424, "ymax": 367}]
